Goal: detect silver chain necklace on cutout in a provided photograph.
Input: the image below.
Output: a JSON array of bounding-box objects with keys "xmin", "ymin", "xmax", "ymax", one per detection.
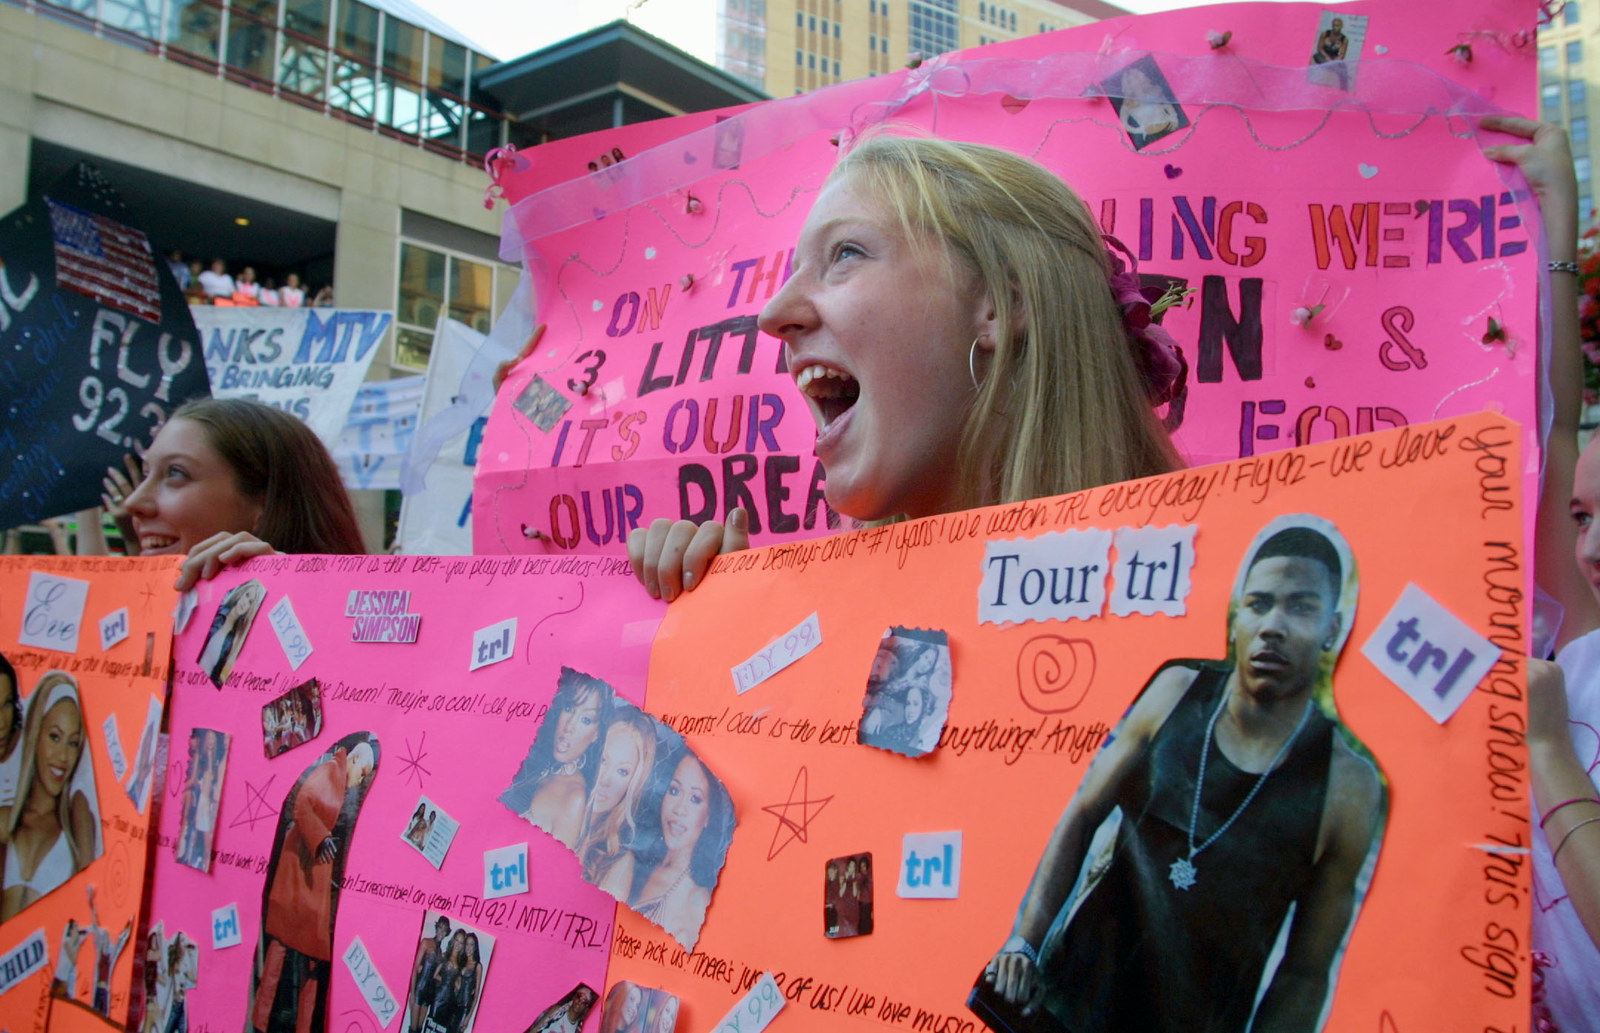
[{"xmin": 1168, "ymin": 689, "xmax": 1314, "ymax": 891}]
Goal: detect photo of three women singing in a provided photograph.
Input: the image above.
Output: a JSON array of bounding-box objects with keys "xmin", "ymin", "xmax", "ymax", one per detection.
[{"xmin": 500, "ymin": 668, "xmax": 734, "ymax": 951}]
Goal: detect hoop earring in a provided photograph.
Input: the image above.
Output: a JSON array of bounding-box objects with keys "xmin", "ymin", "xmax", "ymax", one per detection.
[{"xmin": 968, "ymin": 338, "xmax": 983, "ymax": 390}]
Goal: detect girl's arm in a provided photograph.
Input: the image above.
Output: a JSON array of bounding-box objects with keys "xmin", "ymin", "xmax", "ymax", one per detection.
[
  {"xmin": 1529, "ymin": 660, "xmax": 1600, "ymax": 949},
  {"xmin": 1481, "ymin": 115, "xmax": 1600, "ymax": 650}
]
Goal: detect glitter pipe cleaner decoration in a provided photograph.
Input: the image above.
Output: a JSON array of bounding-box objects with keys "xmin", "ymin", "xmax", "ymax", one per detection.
[
  {"xmin": 482, "ymin": 145, "xmax": 519, "ymax": 210},
  {"xmin": 1290, "ymin": 277, "xmax": 1350, "ymax": 328}
]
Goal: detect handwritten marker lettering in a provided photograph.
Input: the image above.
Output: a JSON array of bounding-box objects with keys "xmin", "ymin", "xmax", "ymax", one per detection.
[
  {"xmin": 711, "ymin": 972, "xmax": 786, "ymax": 1033},
  {"xmin": 341, "ymin": 936, "xmax": 399, "ymax": 1028},
  {"xmin": 19, "ymin": 572, "xmax": 90, "ymax": 652},
  {"xmin": 732, "ymin": 613, "xmax": 822, "ymax": 694},
  {"xmin": 267, "ymin": 596, "xmax": 313, "ymax": 670}
]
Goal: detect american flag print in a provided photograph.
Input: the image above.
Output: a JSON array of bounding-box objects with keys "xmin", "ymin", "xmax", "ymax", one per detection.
[{"xmin": 46, "ymin": 197, "xmax": 163, "ymax": 323}]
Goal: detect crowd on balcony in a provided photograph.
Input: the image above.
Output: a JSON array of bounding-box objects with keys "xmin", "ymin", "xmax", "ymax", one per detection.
[{"xmin": 168, "ymin": 252, "xmax": 335, "ymax": 308}]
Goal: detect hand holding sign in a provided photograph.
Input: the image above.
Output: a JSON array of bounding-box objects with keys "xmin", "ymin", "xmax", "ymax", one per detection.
[{"xmin": 628, "ymin": 507, "xmax": 750, "ymax": 601}]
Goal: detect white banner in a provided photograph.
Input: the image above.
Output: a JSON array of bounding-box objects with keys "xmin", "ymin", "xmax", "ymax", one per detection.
[
  {"xmin": 193, "ymin": 307, "xmax": 393, "ymax": 444},
  {"xmin": 333, "ymin": 375, "xmax": 424, "ymax": 491},
  {"xmin": 396, "ymin": 320, "xmax": 485, "ymax": 554}
]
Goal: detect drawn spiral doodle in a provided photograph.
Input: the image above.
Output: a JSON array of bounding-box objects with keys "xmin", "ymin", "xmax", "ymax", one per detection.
[
  {"xmin": 106, "ymin": 840, "xmax": 131, "ymax": 906},
  {"xmin": 1015, "ymin": 634, "xmax": 1097, "ymax": 714}
]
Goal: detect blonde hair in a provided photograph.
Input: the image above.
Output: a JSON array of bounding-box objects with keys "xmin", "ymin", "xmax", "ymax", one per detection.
[
  {"xmin": 577, "ymin": 711, "xmax": 656, "ymax": 883},
  {"xmin": 6, "ymin": 672, "xmax": 88, "ymax": 873},
  {"xmin": 832, "ymin": 135, "xmax": 1182, "ymax": 509}
]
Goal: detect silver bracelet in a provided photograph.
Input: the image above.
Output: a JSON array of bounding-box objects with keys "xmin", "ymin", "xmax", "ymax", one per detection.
[
  {"xmin": 1549, "ymin": 260, "xmax": 1581, "ymax": 275},
  {"xmin": 1001, "ymin": 936, "xmax": 1039, "ymax": 964},
  {"xmin": 1553, "ymin": 814, "xmax": 1600, "ymax": 863}
]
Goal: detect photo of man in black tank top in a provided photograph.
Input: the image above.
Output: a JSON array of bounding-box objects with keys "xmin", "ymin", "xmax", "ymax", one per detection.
[{"xmin": 975, "ymin": 516, "xmax": 1386, "ymax": 1033}]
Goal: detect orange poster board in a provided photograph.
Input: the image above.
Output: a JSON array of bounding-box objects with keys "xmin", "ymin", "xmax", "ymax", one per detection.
[
  {"xmin": 0, "ymin": 556, "xmax": 180, "ymax": 1033},
  {"xmin": 620, "ymin": 413, "xmax": 1528, "ymax": 1032}
]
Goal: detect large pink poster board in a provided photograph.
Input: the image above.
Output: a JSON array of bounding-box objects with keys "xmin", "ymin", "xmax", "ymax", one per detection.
[
  {"xmin": 145, "ymin": 557, "xmax": 662, "ymax": 1033},
  {"xmin": 475, "ymin": 0, "xmax": 1541, "ymax": 556}
]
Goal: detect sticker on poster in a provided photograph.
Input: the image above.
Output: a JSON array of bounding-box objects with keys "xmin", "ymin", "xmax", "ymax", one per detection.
[
  {"xmin": 967, "ymin": 514, "xmax": 1384, "ymax": 1033},
  {"xmin": 1361, "ymin": 583, "xmax": 1497, "ymax": 723},
  {"xmin": 248, "ymin": 733, "xmax": 380, "ymax": 1029},
  {"xmin": 344, "ymin": 935, "xmax": 401, "ymax": 1028},
  {"xmin": 484, "ymin": 842, "xmax": 529, "ymax": 899},
  {"xmin": 268, "ymin": 595, "xmax": 313, "ymax": 670},
  {"xmin": 470, "ymin": 618, "xmax": 517, "ymax": 670},
  {"xmin": 825, "ymin": 853, "xmax": 874, "ymax": 938},
  {"xmin": 403, "ymin": 911, "xmax": 496, "ymax": 1033},
  {"xmin": 103, "ymin": 711, "xmax": 128, "ymax": 780},
  {"xmin": 523, "ymin": 983, "xmax": 601, "ymax": 1033},
  {"xmin": 600, "ymin": 982, "xmax": 679, "ymax": 1033},
  {"xmin": 500, "ymin": 668, "xmax": 736, "ymax": 950},
  {"xmin": 732, "ymin": 612, "xmax": 822, "ymax": 694},
  {"xmin": 513, "ymin": 376, "xmax": 572, "ymax": 433},
  {"xmin": 197, "ymin": 579, "xmax": 268, "ymax": 688},
  {"xmin": 123, "ymin": 695, "xmax": 163, "ymax": 813},
  {"xmin": 98, "ymin": 606, "xmax": 130, "ymax": 650},
  {"xmin": 262, "ymin": 677, "xmax": 324, "ymax": 758},
  {"xmin": 859, "ymin": 628, "xmax": 953, "ymax": 758},
  {"xmin": 347, "ymin": 588, "xmax": 422, "ymax": 643},
  {"xmin": 1102, "ymin": 55, "xmax": 1189, "ymax": 150},
  {"xmin": 4, "ymin": 671, "xmax": 103, "ymax": 915},
  {"xmin": 19, "ymin": 571, "xmax": 90, "ymax": 652},
  {"xmin": 175, "ymin": 728, "xmax": 230, "ymax": 872},
  {"xmin": 898, "ymin": 831, "xmax": 962, "ymax": 899},
  {"xmin": 401, "ymin": 795, "xmax": 461, "ymax": 870},
  {"xmin": 980, "ymin": 529, "xmax": 1112, "ymax": 626},
  {"xmin": 1308, "ymin": 9, "xmax": 1369, "ymax": 92},
  {"xmin": 0, "ymin": 929, "xmax": 47, "ymax": 995},
  {"xmin": 711, "ymin": 972, "xmax": 784, "ymax": 1033},
  {"xmin": 212, "ymin": 904, "xmax": 243, "ymax": 949}
]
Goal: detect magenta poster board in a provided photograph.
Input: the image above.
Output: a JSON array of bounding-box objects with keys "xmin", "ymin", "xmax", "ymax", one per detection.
[
  {"xmin": 475, "ymin": 0, "xmax": 1541, "ymax": 558},
  {"xmin": 145, "ymin": 556, "xmax": 661, "ymax": 1033}
]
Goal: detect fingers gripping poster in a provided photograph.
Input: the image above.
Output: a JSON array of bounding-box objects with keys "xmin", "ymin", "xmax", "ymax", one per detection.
[
  {"xmin": 615, "ymin": 412, "xmax": 1528, "ymax": 1032},
  {"xmin": 475, "ymin": 0, "xmax": 1540, "ymax": 555},
  {"xmin": 0, "ymin": 556, "xmax": 180, "ymax": 1033},
  {"xmin": 145, "ymin": 555, "xmax": 667, "ymax": 1033}
]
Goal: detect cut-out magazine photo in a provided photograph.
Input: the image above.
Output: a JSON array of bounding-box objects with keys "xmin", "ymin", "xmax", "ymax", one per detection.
[{"xmin": 501, "ymin": 668, "xmax": 735, "ymax": 950}]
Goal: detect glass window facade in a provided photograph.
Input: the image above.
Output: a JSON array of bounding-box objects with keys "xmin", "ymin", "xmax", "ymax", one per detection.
[
  {"xmin": 16, "ymin": 1, "xmax": 510, "ymax": 164},
  {"xmin": 908, "ymin": 0, "xmax": 958, "ymax": 57},
  {"xmin": 1569, "ymin": 39, "xmax": 1584, "ymax": 66},
  {"xmin": 101, "ymin": 0, "xmax": 164, "ymax": 39},
  {"xmin": 395, "ymin": 242, "xmax": 497, "ymax": 368}
]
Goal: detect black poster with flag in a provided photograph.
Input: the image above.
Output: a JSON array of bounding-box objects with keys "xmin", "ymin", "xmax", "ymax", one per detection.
[{"xmin": 0, "ymin": 162, "xmax": 209, "ymax": 528}]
